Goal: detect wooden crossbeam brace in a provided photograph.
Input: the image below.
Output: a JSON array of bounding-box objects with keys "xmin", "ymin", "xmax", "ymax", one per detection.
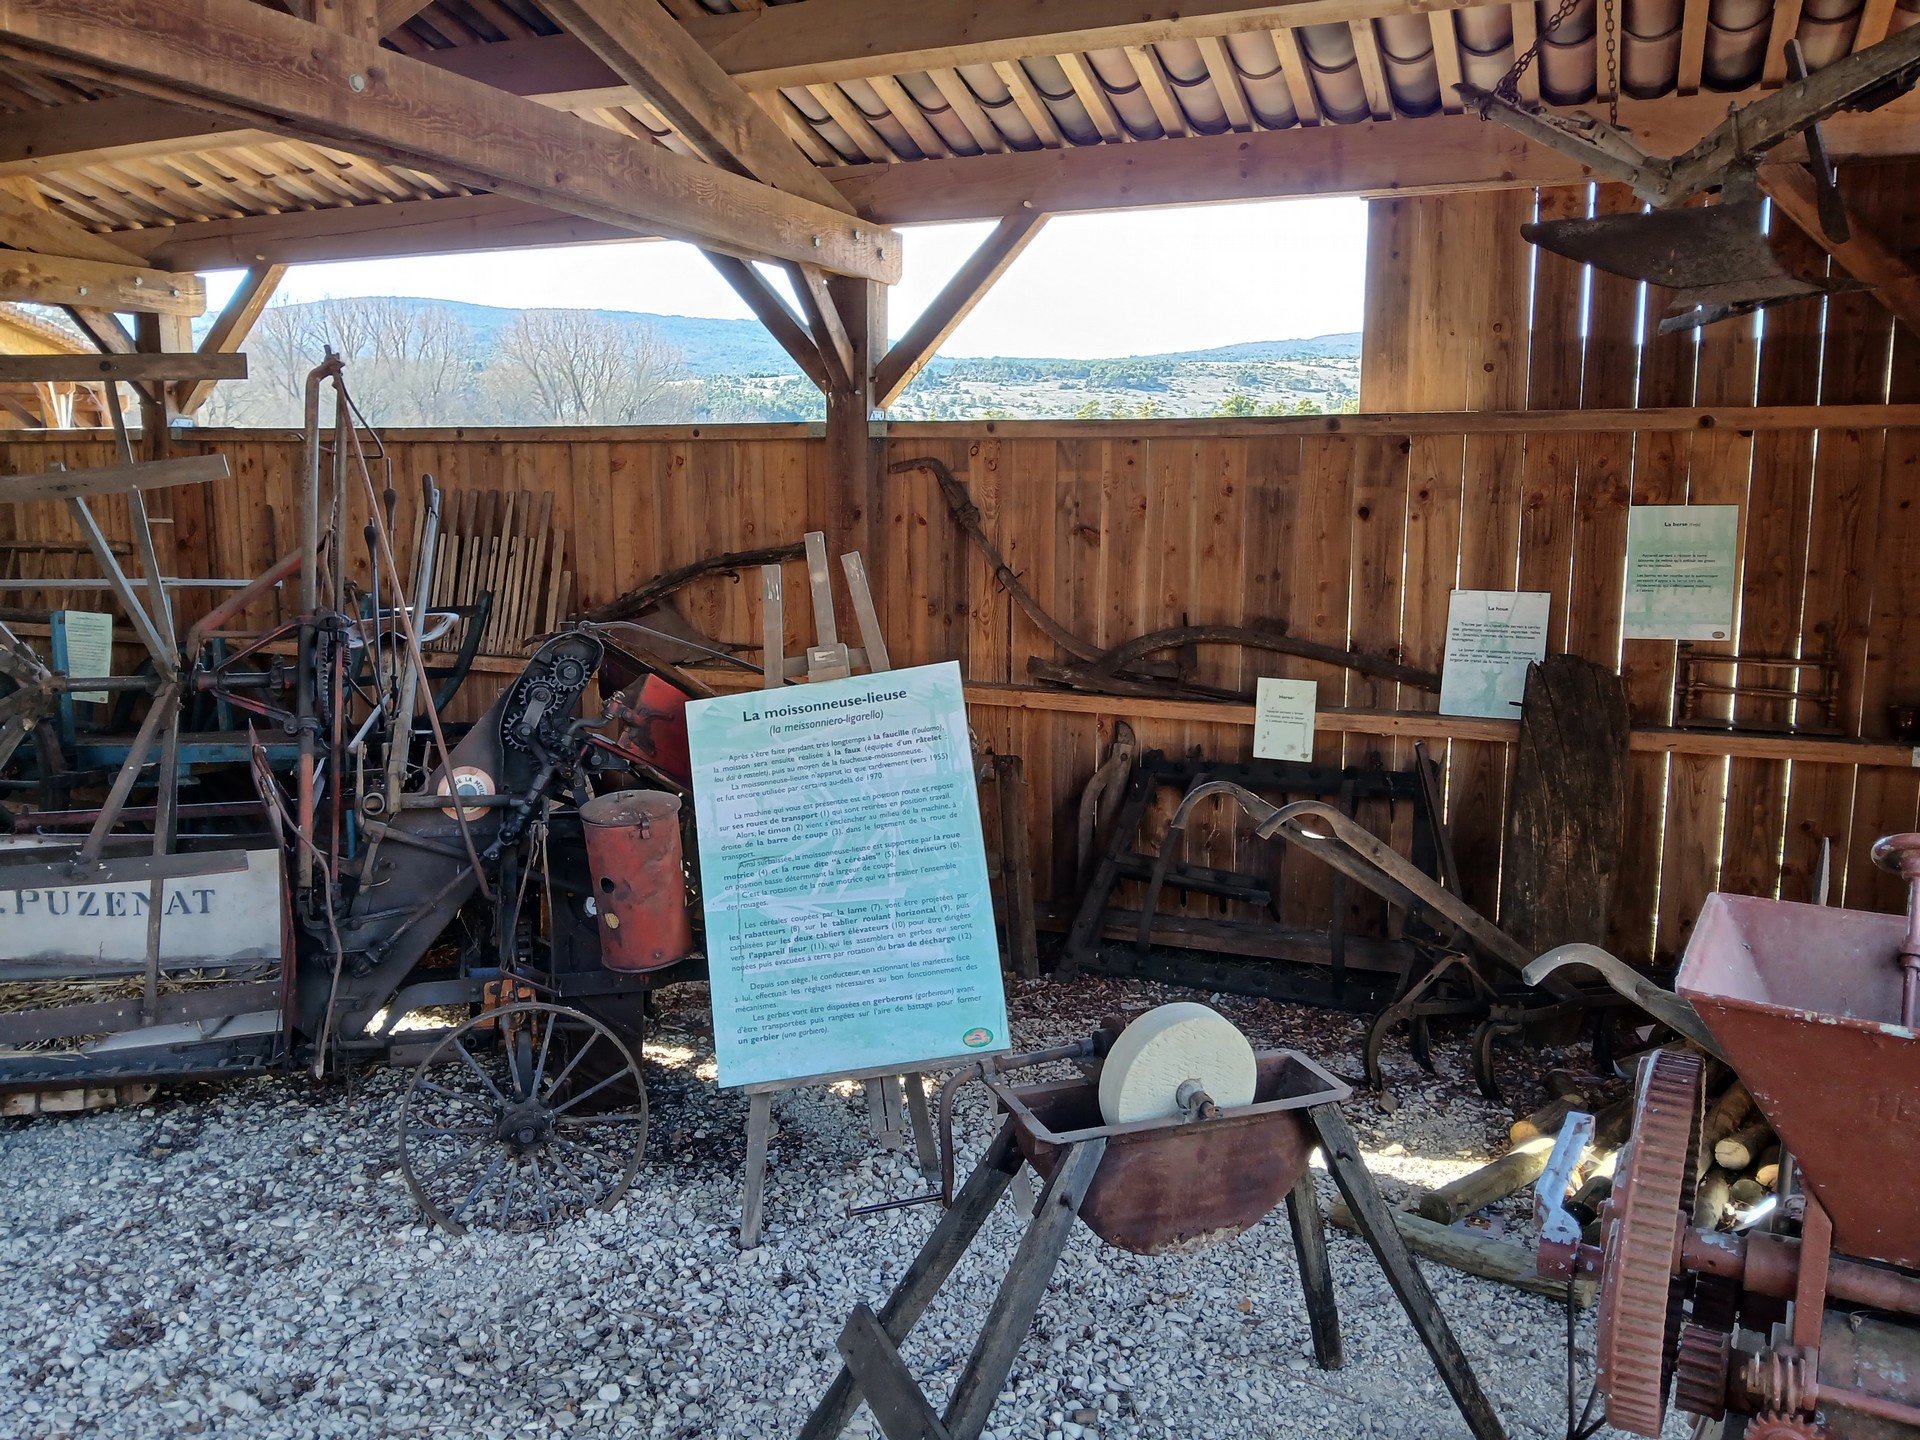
[
  {"xmin": 0, "ymin": 354, "xmax": 245, "ymax": 382},
  {"xmin": 874, "ymin": 211, "xmax": 1047, "ymax": 409},
  {"xmin": 175, "ymin": 263, "xmax": 283, "ymax": 415},
  {"xmin": 704, "ymin": 252, "xmax": 831, "ymax": 391},
  {"xmin": 1760, "ymin": 162, "xmax": 1920, "ymax": 336},
  {"xmin": 786, "ymin": 261, "xmax": 856, "ymax": 393},
  {"xmin": 539, "ymin": 0, "xmax": 851, "ymax": 213}
]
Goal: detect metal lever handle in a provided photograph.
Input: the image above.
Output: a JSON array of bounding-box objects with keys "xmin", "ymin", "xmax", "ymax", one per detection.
[{"xmin": 1533, "ymin": 1110, "xmax": 1596, "ymax": 1280}]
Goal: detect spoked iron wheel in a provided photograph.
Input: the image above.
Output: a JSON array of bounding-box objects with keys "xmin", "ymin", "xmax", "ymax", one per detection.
[{"xmin": 398, "ymin": 1001, "xmax": 649, "ymax": 1235}]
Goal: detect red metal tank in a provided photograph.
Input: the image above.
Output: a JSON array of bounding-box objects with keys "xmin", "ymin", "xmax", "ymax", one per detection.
[{"xmin": 579, "ymin": 789, "xmax": 691, "ymax": 972}]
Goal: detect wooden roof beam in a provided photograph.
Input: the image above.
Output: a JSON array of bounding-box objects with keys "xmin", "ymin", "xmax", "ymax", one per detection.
[
  {"xmin": 0, "ymin": 0, "xmax": 899, "ymax": 281},
  {"xmin": 0, "ymin": 95, "xmax": 274, "ymax": 178},
  {"xmin": 537, "ymin": 0, "xmax": 852, "ymax": 212},
  {"xmin": 115, "ymin": 194, "xmax": 651, "ymax": 270},
  {"xmin": 874, "ymin": 210, "xmax": 1046, "ymax": 409},
  {"xmin": 684, "ymin": 0, "xmax": 1502, "ymax": 91},
  {"xmin": 1759, "ymin": 161, "xmax": 1920, "ymax": 336},
  {"xmin": 836, "ymin": 89, "xmax": 1920, "ymax": 223}
]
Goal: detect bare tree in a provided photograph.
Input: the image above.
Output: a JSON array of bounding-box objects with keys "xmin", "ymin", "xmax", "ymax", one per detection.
[{"xmin": 485, "ymin": 309, "xmax": 688, "ymax": 424}]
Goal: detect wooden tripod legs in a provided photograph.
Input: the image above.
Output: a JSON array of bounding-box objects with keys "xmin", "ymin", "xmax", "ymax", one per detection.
[{"xmin": 807, "ymin": 1106, "xmax": 1507, "ymax": 1440}]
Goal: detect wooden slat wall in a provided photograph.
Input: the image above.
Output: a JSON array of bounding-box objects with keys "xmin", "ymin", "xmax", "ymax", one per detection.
[
  {"xmin": 1351, "ymin": 164, "xmax": 1920, "ymax": 961},
  {"xmin": 7, "ymin": 407, "xmax": 1920, "ymax": 966},
  {"xmin": 4, "ymin": 165, "xmax": 1917, "ymax": 967}
]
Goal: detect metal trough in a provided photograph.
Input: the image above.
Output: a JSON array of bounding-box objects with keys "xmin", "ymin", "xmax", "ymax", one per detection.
[
  {"xmin": 1677, "ymin": 892, "xmax": 1920, "ymax": 1270},
  {"xmin": 991, "ymin": 1050, "xmax": 1349, "ymax": 1255}
]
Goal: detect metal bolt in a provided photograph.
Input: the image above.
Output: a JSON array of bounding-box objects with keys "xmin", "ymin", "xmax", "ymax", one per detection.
[
  {"xmin": 132, "ymin": 275, "xmax": 144, "ymax": 286},
  {"xmin": 811, "ymin": 234, "xmax": 822, "ymax": 248},
  {"xmin": 75, "ymin": 285, "xmax": 87, "ymax": 297},
  {"xmin": 1022, "ymin": 198, "xmax": 1035, "ymax": 209},
  {"xmin": 349, "ymin": 72, "xmax": 367, "ymax": 92},
  {"xmin": 169, "ymin": 287, "xmax": 180, "ymax": 297},
  {"xmin": 852, "ymin": 229, "xmax": 863, "ymax": 241}
]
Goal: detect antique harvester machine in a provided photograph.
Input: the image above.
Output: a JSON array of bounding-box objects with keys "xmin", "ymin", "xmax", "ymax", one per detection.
[
  {"xmin": 1533, "ymin": 837, "xmax": 1920, "ymax": 1439},
  {"xmin": 0, "ymin": 356, "xmax": 704, "ymax": 1232}
]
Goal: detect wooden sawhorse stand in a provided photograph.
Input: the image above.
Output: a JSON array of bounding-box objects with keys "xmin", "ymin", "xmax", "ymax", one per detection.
[{"xmin": 801, "ymin": 1103, "xmax": 1508, "ymax": 1440}]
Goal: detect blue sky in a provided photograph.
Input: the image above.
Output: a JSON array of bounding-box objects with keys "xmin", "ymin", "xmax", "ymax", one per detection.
[{"xmin": 206, "ymin": 197, "xmax": 1368, "ymax": 359}]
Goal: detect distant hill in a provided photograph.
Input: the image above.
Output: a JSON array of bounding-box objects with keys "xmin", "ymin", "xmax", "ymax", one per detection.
[{"xmin": 202, "ymin": 296, "xmax": 1361, "ymax": 425}]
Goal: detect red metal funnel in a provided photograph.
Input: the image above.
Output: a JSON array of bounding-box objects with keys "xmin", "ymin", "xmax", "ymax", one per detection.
[{"xmin": 1677, "ymin": 893, "xmax": 1920, "ymax": 1269}]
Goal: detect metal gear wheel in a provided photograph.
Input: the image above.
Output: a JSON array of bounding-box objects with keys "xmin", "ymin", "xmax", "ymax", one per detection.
[
  {"xmin": 1674, "ymin": 1323, "xmax": 1732, "ymax": 1418},
  {"xmin": 1744, "ymin": 1413, "xmax": 1827, "ymax": 1439},
  {"xmin": 1595, "ymin": 1048, "xmax": 1706, "ymax": 1437}
]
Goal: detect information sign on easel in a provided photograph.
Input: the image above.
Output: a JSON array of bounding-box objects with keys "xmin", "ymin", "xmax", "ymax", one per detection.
[{"xmin": 684, "ymin": 533, "xmax": 1010, "ymax": 1248}]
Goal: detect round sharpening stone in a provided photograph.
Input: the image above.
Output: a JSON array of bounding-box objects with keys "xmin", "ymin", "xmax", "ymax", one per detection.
[{"xmin": 1097, "ymin": 1002, "xmax": 1258, "ymax": 1125}]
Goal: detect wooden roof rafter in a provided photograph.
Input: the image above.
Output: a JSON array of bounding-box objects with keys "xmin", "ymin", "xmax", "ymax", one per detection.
[{"xmin": 0, "ymin": 0, "xmax": 900, "ymax": 280}]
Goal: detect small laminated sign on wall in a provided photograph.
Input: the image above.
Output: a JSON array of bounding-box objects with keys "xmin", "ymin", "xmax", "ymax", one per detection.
[
  {"xmin": 1623, "ymin": 504, "xmax": 1739, "ymax": 641},
  {"xmin": 1439, "ymin": 590, "xmax": 1550, "ymax": 719},
  {"xmin": 685, "ymin": 660, "xmax": 1009, "ymax": 1089},
  {"xmin": 53, "ymin": 610, "xmax": 114, "ymax": 705},
  {"xmin": 1253, "ymin": 677, "xmax": 1317, "ymax": 761}
]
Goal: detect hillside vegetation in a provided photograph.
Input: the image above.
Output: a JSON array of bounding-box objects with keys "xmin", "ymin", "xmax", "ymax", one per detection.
[{"xmin": 198, "ymin": 297, "xmax": 1360, "ymax": 427}]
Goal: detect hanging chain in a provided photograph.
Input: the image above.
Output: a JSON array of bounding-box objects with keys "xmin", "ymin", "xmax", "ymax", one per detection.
[
  {"xmin": 1496, "ymin": 0, "xmax": 1586, "ymax": 102},
  {"xmin": 1603, "ymin": 0, "xmax": 1619, "ymax": 124}
]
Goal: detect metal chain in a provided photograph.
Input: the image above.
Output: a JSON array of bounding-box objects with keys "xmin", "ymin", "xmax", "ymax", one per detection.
[
  {"xmin": 1604, "ymin": 0, "xmax": 1619, "ymax": 124},
  {"xmin": 1496, "ymin": 0, "xmax": 1587, "ymax": 102}
]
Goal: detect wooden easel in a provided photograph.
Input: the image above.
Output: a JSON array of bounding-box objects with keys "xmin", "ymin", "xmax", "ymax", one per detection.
[{"xmin": 735, "ymin": 531, "xmax": 942, "ymax": 1249}]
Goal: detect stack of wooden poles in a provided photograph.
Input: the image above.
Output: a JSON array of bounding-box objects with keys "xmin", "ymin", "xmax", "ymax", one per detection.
[{"xmin": 415, "ymin": 487, "xmax": 572, "ymax": 657}]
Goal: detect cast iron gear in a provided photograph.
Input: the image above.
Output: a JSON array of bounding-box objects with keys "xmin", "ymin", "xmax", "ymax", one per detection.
[
  {"xmin": 1595, "ymin": 1048, "xmax": 1706, "ymax": 1436},
  {"xmin": 1744, "ymin": 1414, "xmax": 1827, "ymax": 1439},
  {"xmin": 1674, "ymin": 1323, "xmax": 1732, "ymax": 1418}
]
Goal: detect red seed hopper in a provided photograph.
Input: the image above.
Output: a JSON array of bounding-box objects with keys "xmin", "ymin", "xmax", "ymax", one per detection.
[
  {"xmin": 1679, "ymin": 892, "xmax": 1920, "ymax": 1272},
  {"xmin": 1540, "ymin": 850, "xmax": 1920, "ymax": 1440}
]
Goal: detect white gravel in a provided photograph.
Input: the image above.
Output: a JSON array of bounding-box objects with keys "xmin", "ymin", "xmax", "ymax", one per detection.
[{"xmin": 0, "ymin": 977, "xmax": 1638, "ymax": 1440}]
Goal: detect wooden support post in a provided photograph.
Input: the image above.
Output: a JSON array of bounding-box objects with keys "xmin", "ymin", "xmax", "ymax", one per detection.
[
  {"xmin": 1309, "ymin": 1103, "xmax": 1508, "ymax": 1440},
  {"xmin": 902, "ymin": 1072, "xmax": 938, "ymax": 1179},
  {"xmin": 823, "ymin": 275, "xmax": 885, "ymax": 572},
  {"xmin": 992, "ymin": 753, "xmax": 1040, "ymax": 979},
  {"xmin": 1285, "ymin": 1167, "xmax": 1344, "ymax": 1369},
  {"xmin": 136, "ymin": 311, "xmax": 192, "ymax": 458},
  {"xmin": 802, "ymin": 1121, "xmax": 1024, "ymax": 1440},
  {"xmin": 740, "ymin": 1089, "xmax": 774, "ymax": 1248}
]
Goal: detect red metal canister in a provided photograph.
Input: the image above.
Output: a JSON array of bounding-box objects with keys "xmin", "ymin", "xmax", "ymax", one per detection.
[{"xmin": 579, "ymin": 789, "xmax": 691, "ymax": 972}]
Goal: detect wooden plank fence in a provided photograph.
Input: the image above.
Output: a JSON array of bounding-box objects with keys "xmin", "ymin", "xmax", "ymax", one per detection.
[{"xmin": 6, "ymin": 404, "xmax": 1920, "ymax": 967}]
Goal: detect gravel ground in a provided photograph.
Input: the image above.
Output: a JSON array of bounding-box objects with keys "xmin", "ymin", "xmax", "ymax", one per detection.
[{"xmin": 0, "ymin": 974, "xmax": 1658, "ymax": 1440}]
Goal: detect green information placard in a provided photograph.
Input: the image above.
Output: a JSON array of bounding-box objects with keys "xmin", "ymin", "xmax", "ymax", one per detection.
[
  {"xmin": 1623, "ymin": 504, "xmax": 1739, "ymax": 641},
  {"xmin": 686, "ymin": 661, "xmax": 1009, "ymax": 1089}
]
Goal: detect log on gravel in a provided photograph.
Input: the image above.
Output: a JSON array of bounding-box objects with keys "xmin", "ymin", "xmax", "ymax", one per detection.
[
  {"xmin": 1328, "ymin": 1198, "xmax": 1597, "ymax": 1307},
  {"xmin": 1416, "ymin": 1135, "xmax": 1560, "ymax": 1225},
  {"xmin": 1510, "ymin": 1091, "xmax": 1587, "ymax": 1145}
]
